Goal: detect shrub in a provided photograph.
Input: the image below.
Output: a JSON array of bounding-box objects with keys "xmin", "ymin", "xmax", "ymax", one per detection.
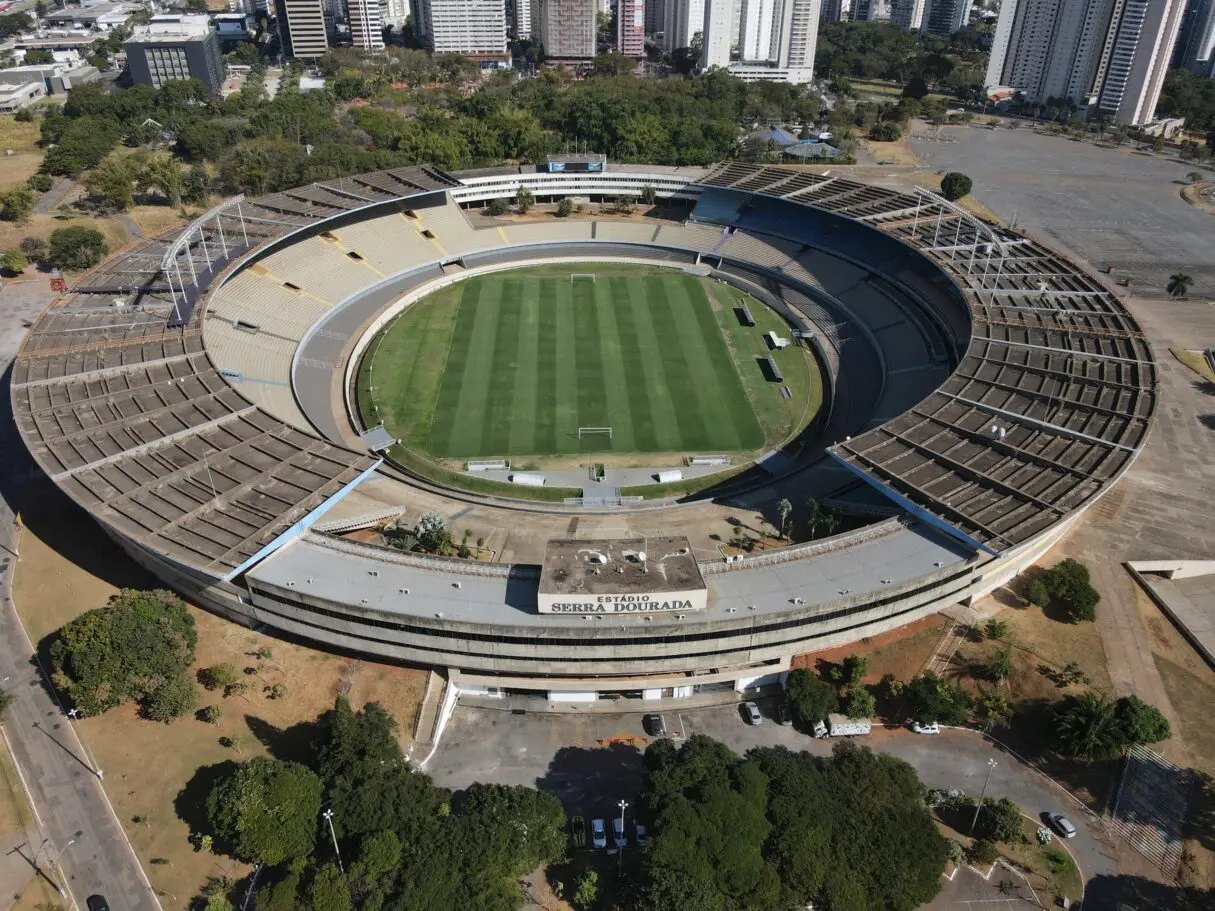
[
  {"xmin": 48, "ymin": 226, "xmax": 108, "ymax": 271},
  {"xmin": 1023, "ymin": 578, "xmax": 1050, "ymax": 607},
  {"xmin": 198, "ymin": 663, "xmax": 239, "ymax": 691},
  {"xmin": 966, "ymin": 838, "xmax": 999, "ymax": 865},
  {"xmin": 27, "ymin": 173, "xmax": 53, "ymax": 193},
  {"xmin": 785, "ymin": 668, "xmax": 839, "ymax": 725},
  {"xmin": 975, "ymin": 797, "xmax": 1023, "ymax": 844},
  {"xmin": 486, "ymin": 197, "xmax": 508, "ymax": 216},
  {"xmin": 1040, "ymin": 558, "xmax": 1100, "ymax": 622},
  {"xmin": 940, "ymin": 171, "xmax": 973, "ymax": 201},
  {"xmin": 142, "ymin": 673, "xmax": 199, "ymax": 723},
  {"xmin": 1114, "ymin": 694, "xmax": 1171, "ymax": 746},
  {"xmin": 843, "ymin": 686, "xmax": 876, "ymax": 719},
  {"xmin": 869, "ymin": 122, "xmax": 902, "ymax": 142},
  {"xmin": 0, "ymin": 250, "xmax": 27, "ymax": 274},
  {"xmin": 199, "ymin": 704, "xmax": 223, "ymax": 725},
  {"xmin": 984, "ymin": 618, "xmax": 1008, "ymax": 640},
  {"xmin": 556, "ymin": 198, "xmax": 573, "ymax": 217},
  {"xmin": 19, "ymin": 236, "xmax": 48, "ymax": 262}
]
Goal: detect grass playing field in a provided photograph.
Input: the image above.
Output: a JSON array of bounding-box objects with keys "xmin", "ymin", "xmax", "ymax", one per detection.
[{"xmin": 359, "ymin": 265, "xmax": 813, "ymax": 462}]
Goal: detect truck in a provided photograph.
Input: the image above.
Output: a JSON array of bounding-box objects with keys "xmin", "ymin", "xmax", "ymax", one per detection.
[{"xmin": 813, "ymin": 713, "xmax": 872, "ymax": 738}]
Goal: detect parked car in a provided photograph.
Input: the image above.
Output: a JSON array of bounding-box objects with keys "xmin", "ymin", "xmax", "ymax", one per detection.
[
  {"xmin": 912, "ymin": 721, "xmax": 940, "ymax": 734},
  {"xmin": 776, "ymin": 702, "xmax": 793, "ymax": 725},
  {"xmin": 570, "ymin": 815, "xmax": 586, "ymax": 849},
  {"xmin": 1047, "ymin": 812, "xmax": 1077, "ymax": 839},
  {"xmin": 635, "ymin": 824, "xmax": 647, "ymax": 848},
  {"xmin": 743, "ymin": 701, "xmax": 763, "ymax": 725},
  {"xmin": 613, "ymin": 816, "xmax": 627, "ymax": 848},
  {"xmin": 644, "ymin": 712, "xmax": 666, "ymax": 737},
  {"xmin": 86, "ymin": 898, "xmax": 111, "ymax": 911},
  {"xmin": 591, "ymin": 818, "xmax": 608, "ymax": 849}
]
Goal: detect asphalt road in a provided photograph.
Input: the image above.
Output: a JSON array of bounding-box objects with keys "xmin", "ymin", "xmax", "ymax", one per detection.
[
  {"xmin": 428, "ymin": 701, "xmax": 1120, "ymax": 893},
  {"xmin": 0, "ymin": 278, "xmax": 161, "ymax": 911}
]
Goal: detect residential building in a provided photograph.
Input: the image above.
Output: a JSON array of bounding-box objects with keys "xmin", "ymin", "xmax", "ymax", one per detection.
[
  {"xmin": 923, "ymin": 0, "xmax": 968, "ymax": 34},
  {"xmin": 382, "ymin": 0, "xmax": 409, "ymax": 25},
  {"xmin": 724, "ymin": 0, "xmax": 818, "ymax": 82},
  {"xmin": 986, "ymin": 0, "xmax": 1187, "ymax": 125},
  {"xmin": 644, "ymin": 0, "xmax": 665, "ymax": 33},
  {"xmin": 414, "ymin": 0, "xmax": 506, "ymax": 55},
  {"xmin": 1173, "ymin": 0, "xmax": 1215, "ymax": 73},
  {"xmin": 274, "ymin": 0, "xmax": 330, "ymax": 57},
  {"xmin": 701, "ymin": 0, "xmax": 733, "ymax": 65},
  {"xmin": 124, "ymin": 15, "xmax": 225, "ymax": 92},
  {"xmin": 348, "ymin": 0, "xmax": 385, "ymax": 47},
  {"xmin": 510, "ymin": 0, "xmax": 533, "ymax": 37},
  {"xmin": 739, "ymin": 0, "xmax": 778, "ymax": 60},
  {"xmin": 535, "ymin": 0, "xmax": 596, "ymax": 58},
  {"xmin": 618, "ymin": 0, "xmax": 646, "ymax": 55},
  {"xmin": 890, "ymin": 0, "xmax": 926, "ymax": 29},
  {"xmin": 663, "ymin": 0, "xmax": 704, "ymax": 50},
  {"xmin": 819, "ymin": 0, "xmax": 842, "ymax": 21}
]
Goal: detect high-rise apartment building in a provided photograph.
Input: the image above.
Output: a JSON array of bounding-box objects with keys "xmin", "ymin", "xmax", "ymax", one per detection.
[
  {"xmin": 739, "ymin": 0, "xmax": 778, "ymax": 59},
  {"xmin": 644, "ymin": 0, "xmax": 665, "ymax": 33},
  {"xmin": 890, "ymin": 0, "xmax": 925, "ymax": 29},
  {"xmin": 511, "ymin": 0, "xmax": 532, "ymax": 37},
  {"xmin": 536, "ymin": 0, "xmax": 596, "ymax": 58},
  {"xmin": 275, "ymin": 0, "xmax": 329, "ymax": 56},
  {"xmin": 348, "ymin": 0, "xmax": 385, "ymax": 47},
  {"xmin": 382, "ymin": 0, "xmax": 408, "ymax": 24},
  {"xmin": 987, "ymin": 0, "xmax": 1187, "ymax": 125},
  {"xmin": 700, "ymin": 0, "xmax": 734, "ymax": 65},
  {"xmin": 923, "ymin": 0, "xmax": 968, "ymax": 34},
  {"xmin": 664, "ymin": 0, "xmax": 705, "ymax": 49},
  {"xmin": 618, "ymin": 0, "xmax": 646, "ymax": 55},
  {"xmin": 819, "ymin": 0, "xmax": 842, "ymax": 21},
  {"xmin": 415, "ymin": 0, "xmax": 507, "ymax": 54},
  {"xmin": 719, "ymin": 0, "xmax": 817, "ymax": 80},
  {"xmin": 1173, "ymin": 0, "xmax": 1215, "ymax": 72}
]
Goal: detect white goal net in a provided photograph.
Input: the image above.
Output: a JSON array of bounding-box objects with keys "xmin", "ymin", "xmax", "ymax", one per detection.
[
  {"xmin": 570, "ymin": 273, "xmax": 597, "ymax": 283},
  {"xmin": 578, "ymin": 426, "xmax": 612, "ymax": 439}
]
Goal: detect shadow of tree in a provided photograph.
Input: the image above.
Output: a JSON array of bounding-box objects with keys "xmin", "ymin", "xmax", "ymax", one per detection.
[
  {"xmin": 174, "ymin": 759, "xmax": 238, "ymax": 846},
  {"xmin": 1192, "ymin": 379, "xmax": 1215, "ymax": 397},
  {"xmin": 1083, "ymin": 873, "xmax": 1215, "ymax": 910},
  {"xmin": 535, "ymin": 743, "xmax": 647, "ymax": 816},
  {"xmin": 1183, "ymin": 770, "xmax": 1215, "ymax": 853},
  {"xmin": 244, "ymin": 714, "xmax": 324, "ymax": 767},
  {"xmin": 1198, "ymin": 414, "xmax": 1215, "ymax": 432}
]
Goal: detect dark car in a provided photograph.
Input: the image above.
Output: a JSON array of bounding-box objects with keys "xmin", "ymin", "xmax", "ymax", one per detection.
[
  {"xmin": 776, "ymin": 702, "xmax": 793, "ymax": 725},
  {"xmin": 86, "ymin": 897, "xmax": 111, "ymax": 911},
  {"xmin": 644, "ymin": 713, "xmax": 666, "ymax": 737}
]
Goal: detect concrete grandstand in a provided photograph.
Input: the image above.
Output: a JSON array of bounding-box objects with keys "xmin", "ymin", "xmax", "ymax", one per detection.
[{"xmin": 11, "ymin": 162, "xmax": 1155, "ymax": 703}]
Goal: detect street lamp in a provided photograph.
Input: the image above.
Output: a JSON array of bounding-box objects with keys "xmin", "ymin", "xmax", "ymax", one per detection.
[
  {"xmin": 47, "ymin": 837, "xmax": 75, "ymax": 899},
  {"xmin": 617, "ymin": 800, "xmax": 628, "ymax": 869},
  {"xmin": 969, "ymin": 758, "xmax": 998, "ymax": 836},
  {"xmin": 66, "ymin": 708, "xmax": 102, "ymax": 780},
  {"xmin": 322, "ymin": 808, "xmax": 343, "ymax": 873}
]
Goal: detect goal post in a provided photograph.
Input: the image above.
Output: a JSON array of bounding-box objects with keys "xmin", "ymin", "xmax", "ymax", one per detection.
[
  {"xmin": 578, "ymin": 426, "xmax": 612, "ymax": 439},
  {"xmin": 570, "ymin": 273, "xmax": 597, "ymax": 283}
]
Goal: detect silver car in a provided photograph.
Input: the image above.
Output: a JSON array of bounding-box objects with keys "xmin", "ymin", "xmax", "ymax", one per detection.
[
  {"xmin": 743, "ymin": 701, "xmax": 763, "ymax": 725},
  {"xmin": 1047, "ymin": 813, "xmax": 1077, "ymax": 838}
]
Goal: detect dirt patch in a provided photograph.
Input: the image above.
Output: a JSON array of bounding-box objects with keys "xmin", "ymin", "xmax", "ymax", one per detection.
[
  {"xmin": 0, "ymin": 213, "xmax": 130, "ymax": 270},
  {"xmin": 10, "ymin": 484, "xmax": 428, "ymax": 906},
  {"xmin": 1180, "ymin": 182, "xmax": 1215, "ymax": 215},
  {"xmin": 125, "ymin": 205, "xmax": 192, "ymax": 238},
  {"xmin": 791, "ymin": 613, "xmax": 950, "ymax": 680}
]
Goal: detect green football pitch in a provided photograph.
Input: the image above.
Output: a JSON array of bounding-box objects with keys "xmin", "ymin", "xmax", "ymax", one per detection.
[{"xmin": 359, "ymin": 266, "xmax": 802, "ymax": 460}]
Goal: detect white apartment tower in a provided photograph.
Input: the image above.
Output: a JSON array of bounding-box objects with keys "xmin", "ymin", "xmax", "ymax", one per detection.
[
  {"xmin": 700, "ymin": 0, "xmax": 734, "ymax": 65},
  {"xmin": 417, "ymin": 0, "xmax": 507, "ymax": 54},
  {"xmin": 721, "ymin": 0, "xmax": 818, "ymax": 80},
  {"xmin": 274, "ymin": 0, "xmax": 329, "ymax": 57},
  {"xmin": 739, "ymin": 0, "xmax": 778, "ymax": 59},
  {"xmin": 664, "ymin": 0, "xmax": 705, "ymax": 50},
  {"xmin": 349, "ymin": 0, "xmax": 385, "ymax": 48},
  {"xmin": 987, "ymin": 0, "xmax": 1186, "ymax": 124}
]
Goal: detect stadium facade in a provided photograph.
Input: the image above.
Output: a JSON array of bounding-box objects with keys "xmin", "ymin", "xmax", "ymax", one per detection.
[{"xmin": 13, "ymin": 163, "xmax": 1155, "ymax": 704}]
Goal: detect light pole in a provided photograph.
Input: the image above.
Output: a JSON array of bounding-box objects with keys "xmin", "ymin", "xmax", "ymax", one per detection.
[
  {"xmin": 47, "ymin": 837, "xmax": 75, "ymax": 899},
  {"xmin": 617, "ymin": 800, "xmax": 628, "ymax": 869},
  {"xmin": 322, "ymin": 808, "xmax": 343, "ymax": 873},
  {"xmin": 66, "ymin": 708, "xmax": 102, "ymax": 779},
  {"xmin": 969, "ymin": 758, "xmax": 998, "ymax": 836}
]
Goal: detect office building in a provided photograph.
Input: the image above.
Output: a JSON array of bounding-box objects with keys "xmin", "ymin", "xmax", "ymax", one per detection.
[
  {"xmin": 645, "ymin": 0, "xmax": 665, "ymax": 33},
  {"xmin": 274, "ymin": 0, "xmax": 329, "ymax": 56},
  {"xmin": 416, "ymin": 0, "xmax": 507, "ymax": 54},
  {"xmin": 536, "ymin": 0, "xmax": 596, "ymax": 58},
  {"xmin": 1174, "ymin": 0, "xmax": 1215, "ymax": 72},
  {"xmin": 987, "ymin": 0, "xmax": 1187, "ymax": 125},
  {"xmin": 124, "ymin": 15, "xmax": 225, "ymax": 92},
  {"xmin": 663, "ymin": 0, "xmax": 704, "ymax": 50},
  {"xmin": 618, "ymin": 0, "xmax": 647, "ymax": 55},
  {"xmin": 348, "ymin": 0, "xmax": 385, "ymax": 47},
  {"xmin": 923, "ymin": 0, "xmax": 968, "ymax": 34}
]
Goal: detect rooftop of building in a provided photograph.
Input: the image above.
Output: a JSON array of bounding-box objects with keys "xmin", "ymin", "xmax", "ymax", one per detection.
[{"xmin": 540, "ymin": 537, "xmax": 704, "ymax": 598}]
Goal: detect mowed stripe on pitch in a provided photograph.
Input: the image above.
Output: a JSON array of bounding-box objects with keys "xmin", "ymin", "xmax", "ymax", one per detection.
[
  {"xmin": 433, "ymin": 279, "xmax": 502, "ymax": 457},
  {"xmin": 482, "ymin": 278, "xmax": 524, "ymax": 455}
]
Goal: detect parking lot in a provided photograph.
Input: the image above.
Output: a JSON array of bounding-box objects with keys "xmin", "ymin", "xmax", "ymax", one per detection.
[{"xmin": 427, "ymin": 699, "xmax": 1118, "ymax": 886}]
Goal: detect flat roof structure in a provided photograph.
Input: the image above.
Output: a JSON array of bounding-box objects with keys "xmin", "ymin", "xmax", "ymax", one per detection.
[{"xmin": 539, "ymin": 537, "xmax": 705, "ymax": 614}]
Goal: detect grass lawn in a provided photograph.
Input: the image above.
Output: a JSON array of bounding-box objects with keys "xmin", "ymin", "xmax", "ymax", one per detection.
[{"xmin": 360, "ymin": 264, "xmax": 814, "ymax": 463}]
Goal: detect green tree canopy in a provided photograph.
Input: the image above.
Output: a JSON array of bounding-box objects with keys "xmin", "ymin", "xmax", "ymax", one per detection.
[
  {"xmin": 48, "ymin": 226, "xmax": 109, "ymax": 271},
  {"xmin": 905, "ymin": 673, "xmax": 972, "ymax": 726},
  {"xmin": 49, "ymin": 588, "xmax": 196, "ymax": 717},
  {"xmin": 940, "ymin": 171, "xmax": 973, "ymax": 201},
  {"xmin": 785, "ymin": 668, "xmax": 839, "ymax": 725},
  {"xmin": 206, "ymin": 756, "xmax": 323, "ymax": 864}
]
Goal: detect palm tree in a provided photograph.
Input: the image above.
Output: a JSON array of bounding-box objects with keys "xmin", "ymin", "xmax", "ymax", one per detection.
[
  {"xmin": 1054, "ymin": 692, "xmax": 1123, "ymax": 759},
  {"xmin": 777, "ymin": 499, "xmax": 792, "ymax": 540},
  {"xmin": 1167, "ymin": 273, "xmax": 1193, "ymax": 298}
]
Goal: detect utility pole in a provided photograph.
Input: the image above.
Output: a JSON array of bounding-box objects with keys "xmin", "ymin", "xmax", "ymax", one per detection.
[
  {"xmin": 66, "ymin": 708, "xmax": 102, "ymax": 779},
  {"xmin": 969, "ymin": 758, "xmax": 998, "ymax": 836},
  {"xmin": 322, "ymin": 808, "xmax": 343, "ymax": 873},
  {"xmin": 47, "ymin": 837, "xmax": 76, "ymax": 899},
  {"xmin": 617, "ymin": 799, "xmax": 628, "ymax": 870}
]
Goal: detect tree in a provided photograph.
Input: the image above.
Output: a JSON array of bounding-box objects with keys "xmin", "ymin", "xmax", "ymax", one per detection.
[
  {"xmin": 306, "ymin": 862, "xmax": 351, "ymax": 911},
  {"xmin": 1167, "ymin": 273, "xmax": 1193, "ymax": 298},
  {"xmin": 785, "ymin": 668, "xmax": 839, "ymax": 725},
  {"xmin": 869, "ymin": 122, "xmax": 902, "ymax": 142},
  {"xmin": 416, "ymin": 511, "xmax": 453, "ymax": 553},
  {"xmin": 983, "ymin": 618, "xmax": 1008, "ymax": 640},
  {"xmin": 905, "ymin": 673, "xmax": 972, "ymax": 725},
  {"xmin": 486, "ymin": 197, "xmax": 508, "ymax": 216},
  {"xmin": 987, "ymin": 646, "xmax": 1013, "ymax": 682},
  {"xmin": 515, "ymin": 185, "xmax": 534, "ymax": 214},
  {"xmin": 255, "ymin": 870, "xmax": 302, "ymax": 911},
  {"xmin": 975, "ymin": 689, "xmax": 1011, "ymax": 728},
  {"xmin": 48, "ymin": 226, "xmax": 108, "ymax": 271},
  {"xmin": 1023, "ymin": 578, "xmax": 1050, "ymax": 607},
  {"xmin": 205, "ymin": 756, "xmax": 323, "ymax": 864},
  {"xmin": 316, "ymin": 695, "xmax": 400, "ymax": 786},
  {"xmin": 0, "ymin": 250, "xmax": 27, "ymax": 274},
  {"xmin": 142, "ymin": 673, "xmax": 198, "ymax": 722},
  {"xmin": 199, "ymin": 704, "xmax": 223, "ymax": 725},
  {"xmin": 777, "ymin": 498, "xmax": 792, "ymax": 540},
  {"xmin": 84, "ymin": 152, "xmax": 140, "ymax": 211},
  {"xmin": 843, "ymin": 686, "xmax": 876, "ymax": 719},
  {"xmin": 199, "ymin": 663, "xmax": 239, "ymax": 691},
  {"xmin": 556, "ymin": 197, "xmax": 573, "ymax": 217},
  {"xmin": 940, "ymin": 172, "xmax": 973, "ymax": 201},
  {"xmin": 1, "ymin": 187, "xmax": 34, "ymax": 225},
  {"xmin": 1053, "ymin": 692, "xmax": 1123, "ymax": 760},
  {"xmin": 27, "ymin": 173, "xmax": 53, "ymax": 192},
  {"xmin": 967, "ymin": 838, "xmax": 999, "ymax": 865},
  {"xmin": 1114, "ymin": 695, "xmax": 1171, "ymax": 747},
  {"xmin": 975, "ymin": 797, "xmax": 1023, "ymax": 844},
  {"xmin": 19, "ymin": 236, "xmax": 46, "ymax": 263},
  {"xmin": 1039, "ymin": 558, "xmax": 1100, "ymax": 623},
  {"xmin": 572, "ymin": 869, "xmax": 599, "ymax": 910},
  {"xmin": 902, "ymin": 76, "xmax": 929, "ymax": 100},
  {"xmin": 49, "ymin": 588, "xmax": 197, "ymax": 717},
  {"xmin": 639, "ymin": 184, "xmax": 657, "ymax": 204}
]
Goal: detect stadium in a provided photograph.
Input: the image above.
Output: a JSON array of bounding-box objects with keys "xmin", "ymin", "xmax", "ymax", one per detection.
[{"xmin": 12, "ymin": 160, "xmax": 1155, "ymax": 706}]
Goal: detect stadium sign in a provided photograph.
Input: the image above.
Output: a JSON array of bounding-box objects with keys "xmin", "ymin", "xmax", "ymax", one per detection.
[{"xmin": 539, "ymin": 590, "xmax": 708, "ymax": 614}]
